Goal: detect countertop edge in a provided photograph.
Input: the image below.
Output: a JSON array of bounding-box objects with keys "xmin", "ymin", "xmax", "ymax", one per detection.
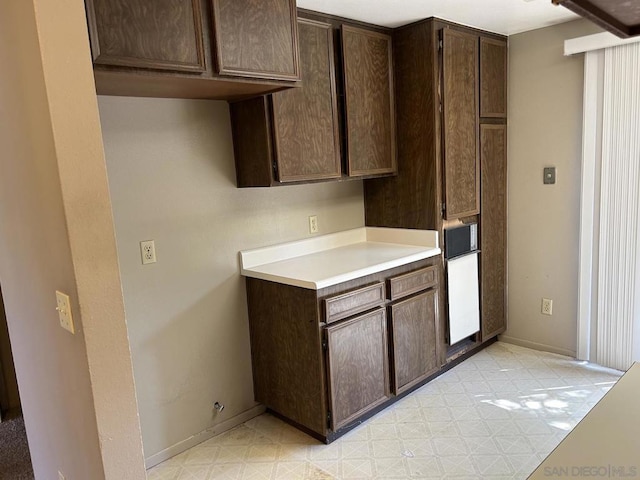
[
  {"xmin": 240, "ymin": 227, "xmax": 439, "ymax": 270},
  {"xmin": 241, "ymin": 247, "xmax": 441, "ymax": 290}
]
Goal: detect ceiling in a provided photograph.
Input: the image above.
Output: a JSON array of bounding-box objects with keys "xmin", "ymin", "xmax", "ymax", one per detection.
[{"xmin": 296, "ymin": 0, "xmax": 580, "ymax": 36}]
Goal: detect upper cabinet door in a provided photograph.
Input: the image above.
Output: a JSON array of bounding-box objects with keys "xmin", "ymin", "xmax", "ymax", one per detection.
[
  {"xmin": 86, "ymin": 0, "xmax": 206, "ymax": 73},
  {"xmin": 212, "ymin": 0, "xmax": 300, "ymax": 81},
  {"xmin": 442, "ymin": 28, "xmax": 479, "ymax": 219},
  {"xmin": 480, "ymin": 37, "xmax": 508, "ymax": 118},
  {"xmin": 272, "ymin": 19, "xmax": 341, "ymax": 183},
  {"xmin": 342, "ymin": 26, "xmax": 397, "ymax": 177}
]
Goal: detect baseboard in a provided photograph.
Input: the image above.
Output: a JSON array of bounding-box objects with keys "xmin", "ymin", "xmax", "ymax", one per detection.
[
  {"xmin": 145, "ymin": 404, "xmax": 266, "ymax": 469},
  {"xmin": 498, "ymin": 335, "xmax": 576, "ymax": 358}
]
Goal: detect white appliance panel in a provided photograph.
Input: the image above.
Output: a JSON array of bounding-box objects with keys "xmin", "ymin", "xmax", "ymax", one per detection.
[{"xmin": 447, "ymin": 252, "xmax": 480, "ymax": 345}]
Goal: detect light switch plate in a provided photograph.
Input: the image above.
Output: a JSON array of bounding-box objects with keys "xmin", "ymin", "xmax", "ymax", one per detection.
[
  {"xmin": 56, "ymin": 291, "xmax": 75, "ymax": 334},
  {"xmin": 543, "ymin": 167, "xmax": 556, "ymax": 185}
]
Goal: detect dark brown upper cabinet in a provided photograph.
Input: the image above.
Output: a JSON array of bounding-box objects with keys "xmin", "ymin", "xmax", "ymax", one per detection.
[
  {"xmin": 342, "ymin": 26, "xmax": 397, "ymax": 177},
  {"xmin": 363, "ymin": 19, "xmax": 508, "ymax": 361},
  {"xmin": 480, "ymin": 37, "xmax": 508, "ymax": 118},
  {"xmin": 212, "ymin": 0, "xmax": 300, "ymax": 81},
  {"xmin": 230, "ymin": 19, "xmax": 341, "ymax": 187},
  {"xmin": 441, "ymin": 28, "xmax": 480, "ymax": 220},
  {"xmin": 230, "ymin": 18, "xmax": 397, "ymax": 187},
  {"xmin": 85, "ymin": 0, "xmax": 301, "ymax": 99},
  {"xmin": 86, "ymin": 0, "xmax": 207, "ymax": 73}
]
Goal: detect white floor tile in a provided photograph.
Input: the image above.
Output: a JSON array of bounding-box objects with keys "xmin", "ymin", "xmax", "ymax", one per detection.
[{"xmin": 146, "ymin": 342, "xmax": 622, "ymax": 480}]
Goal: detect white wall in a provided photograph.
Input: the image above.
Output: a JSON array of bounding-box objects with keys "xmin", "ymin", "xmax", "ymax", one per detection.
[
  {"xmin": 98, "ymin": 96, "xmax": 365, "ymax": 461},
  {"xmin": 504, "ymin": 19, "xmax": 603, "ymax": 356},
  {"xmin": 0, "ymin": 0, "xmax": 146, "ymax": 478}
]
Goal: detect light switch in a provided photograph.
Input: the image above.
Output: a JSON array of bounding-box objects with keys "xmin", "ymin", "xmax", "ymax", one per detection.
[
  {"xmin": 56, "ymin": 291, "xmax": 75, "ymax": 334},
  {"xmin": 544, "ymin": 167, "xmax": 556, "ymax": 185}
]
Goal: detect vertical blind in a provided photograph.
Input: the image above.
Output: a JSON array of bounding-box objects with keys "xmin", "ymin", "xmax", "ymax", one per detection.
[{"xmin": 596, "ymin": 42, "xmax": 640, "ymax": 371}]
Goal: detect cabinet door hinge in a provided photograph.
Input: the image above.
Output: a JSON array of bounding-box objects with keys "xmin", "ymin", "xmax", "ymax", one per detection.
[
  {"xmin": 327, "ymin": 412, "xmax": 332, "ymax": 428},
  {"xmin": 272, "ymin": 161, "xmax": 278, "ymax": 173},
  {"xmin": 322, "ymin": 339, "xmax": 328, "ymax": 351},
  {"xmin": 438, "ymin": 39, "xmax": 443, "ymax": 50},
  {"xmin": 441, "ymin": 202, "xmax": 446, "ymax": 216}
]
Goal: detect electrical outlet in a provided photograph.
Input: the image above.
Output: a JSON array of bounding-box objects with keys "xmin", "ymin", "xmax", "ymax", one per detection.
[
  {"xmin": 541, "ymin": 298, "xmax": 553, "ymax": 316},
  {"xmin": 56, "ymin": 291, "xmax": 75, "ymax": 334},
  {"xmin": 140, "ymin": 240, "xmax": 157, "ymax": 265},
  {"xmin": 309, "ymin": 215, "xmax": 318, "ymax": 234}
]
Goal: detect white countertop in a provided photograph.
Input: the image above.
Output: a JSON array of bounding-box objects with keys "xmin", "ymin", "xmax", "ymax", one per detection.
[
  {"xmin": 239, "ymin": 227, "xmax": 440, "ymax": 290},
  {"xmin": 530, "ymin": 362, "xmax": 639, "ymax": 479}
]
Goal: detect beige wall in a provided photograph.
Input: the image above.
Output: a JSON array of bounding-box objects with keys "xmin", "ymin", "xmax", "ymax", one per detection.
[
  {"xmin": 504, "ymin": 19, "xmax": 602, "ymax": 356},
  {"xmin": 98, "ymin": 96, "xmax": 365, "ymax": 460},
  {"xmin": 0, "ymin": 0, "xmax": 145, "ymax": 478}
]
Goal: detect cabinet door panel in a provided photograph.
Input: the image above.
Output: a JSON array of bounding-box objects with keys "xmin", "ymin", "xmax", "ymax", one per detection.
[
  {"xmin": 480, "ymin": 37, "xmax": 507, "ymax": 118},
  {"xmin": 86, "ymin": 0, "xmax": 206, "ymax": 72},
  {"xmin": 212, "ymin": 0, "xmax": 300, "ymax": 80},
  {"xmin": 390, "ymin": 290, "xmax": 439, "ymax": 394},
  {"xmin": 326, "ymin": 308, "xmax": 390, "ymax": 431},
  {"xmin": 272, "ymin": 19, "xmax": 341, "ymax": 182},
  {"xmin": 342, "ymin": 26, "xmax": 397, "ymax": 177},
  {"xmin": 442, "ymin": 28, "xmax": 479, "ymax": 219},
  {"xmin": 480, "ymin": 124, "xmax": 507, "ymax": 340}
]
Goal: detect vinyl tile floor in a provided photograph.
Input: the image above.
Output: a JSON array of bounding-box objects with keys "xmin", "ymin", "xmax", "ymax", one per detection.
[{"xmin": 147, "ymin": 342, "xmax": 622, "ymax": 480}]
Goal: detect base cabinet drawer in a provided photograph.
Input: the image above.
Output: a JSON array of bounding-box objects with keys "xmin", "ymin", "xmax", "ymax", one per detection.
[
  {"xmin": 325, "ymin": 308, "xmax": 390, "ymax": 430},
  {"xmin": 324, "ymin": 282, "xmax": 385, "ymax": 324},
  {"xmin": 389, "ymin": 289, "xmax": 439, "ymax": 394}
]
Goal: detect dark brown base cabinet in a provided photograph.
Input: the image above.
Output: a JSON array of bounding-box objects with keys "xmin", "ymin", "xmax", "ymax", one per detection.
[
  {"xmin": 326, "ymin": 308, "xmax": 390, "ymax": 431},
  {"xmin": 390, "ymin": 289, "xmax": 439, "ymax": 394},
  {"xmin": 245, "ymin": 258, "xmax": 440, "ymax": 442}
]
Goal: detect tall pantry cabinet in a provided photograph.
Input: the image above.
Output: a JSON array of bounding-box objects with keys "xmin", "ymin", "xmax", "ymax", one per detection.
[{"xmin": 364, "ymin": 18, "xmax": 507, "ymax": 362}]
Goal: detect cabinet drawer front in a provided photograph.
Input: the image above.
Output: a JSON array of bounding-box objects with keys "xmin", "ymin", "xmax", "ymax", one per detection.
[
  {"xmin": 388, "ymin": 266, "xmax": 438, "ymax": 301},
  {"xmin": 324, "ymin": 282, "xmax": 385, "ymax": 324}
]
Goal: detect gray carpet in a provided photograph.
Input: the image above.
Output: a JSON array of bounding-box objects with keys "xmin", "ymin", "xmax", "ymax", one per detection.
[{"xmin": 0, "ymin": 411, "xmax": 34, "ymax": 480}]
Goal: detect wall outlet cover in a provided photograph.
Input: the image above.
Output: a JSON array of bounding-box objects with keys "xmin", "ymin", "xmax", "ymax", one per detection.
[
  {"xmin": 140, "ymin": 240, "xmax": 157, "ymax": 265},
  {"xmin": 542, "ymin": 298, "xmax": 553, "ymax": 316},
  {"xmin": 309, "ymin": 215, "xmax": 318, "ymax": 234},
  {"xmin": 56, "ymin": 291, "xmax": 75, "ymax": 334}
]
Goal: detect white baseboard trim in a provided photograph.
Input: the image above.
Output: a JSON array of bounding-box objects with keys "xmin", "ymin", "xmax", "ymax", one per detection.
[
  {"xmin": 499, "ymin": 336, "xmax": 576, "ymax": 358},
  {"xmin": 145, "ymin": 404, "xmax": 266, "ymax": 469}
]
